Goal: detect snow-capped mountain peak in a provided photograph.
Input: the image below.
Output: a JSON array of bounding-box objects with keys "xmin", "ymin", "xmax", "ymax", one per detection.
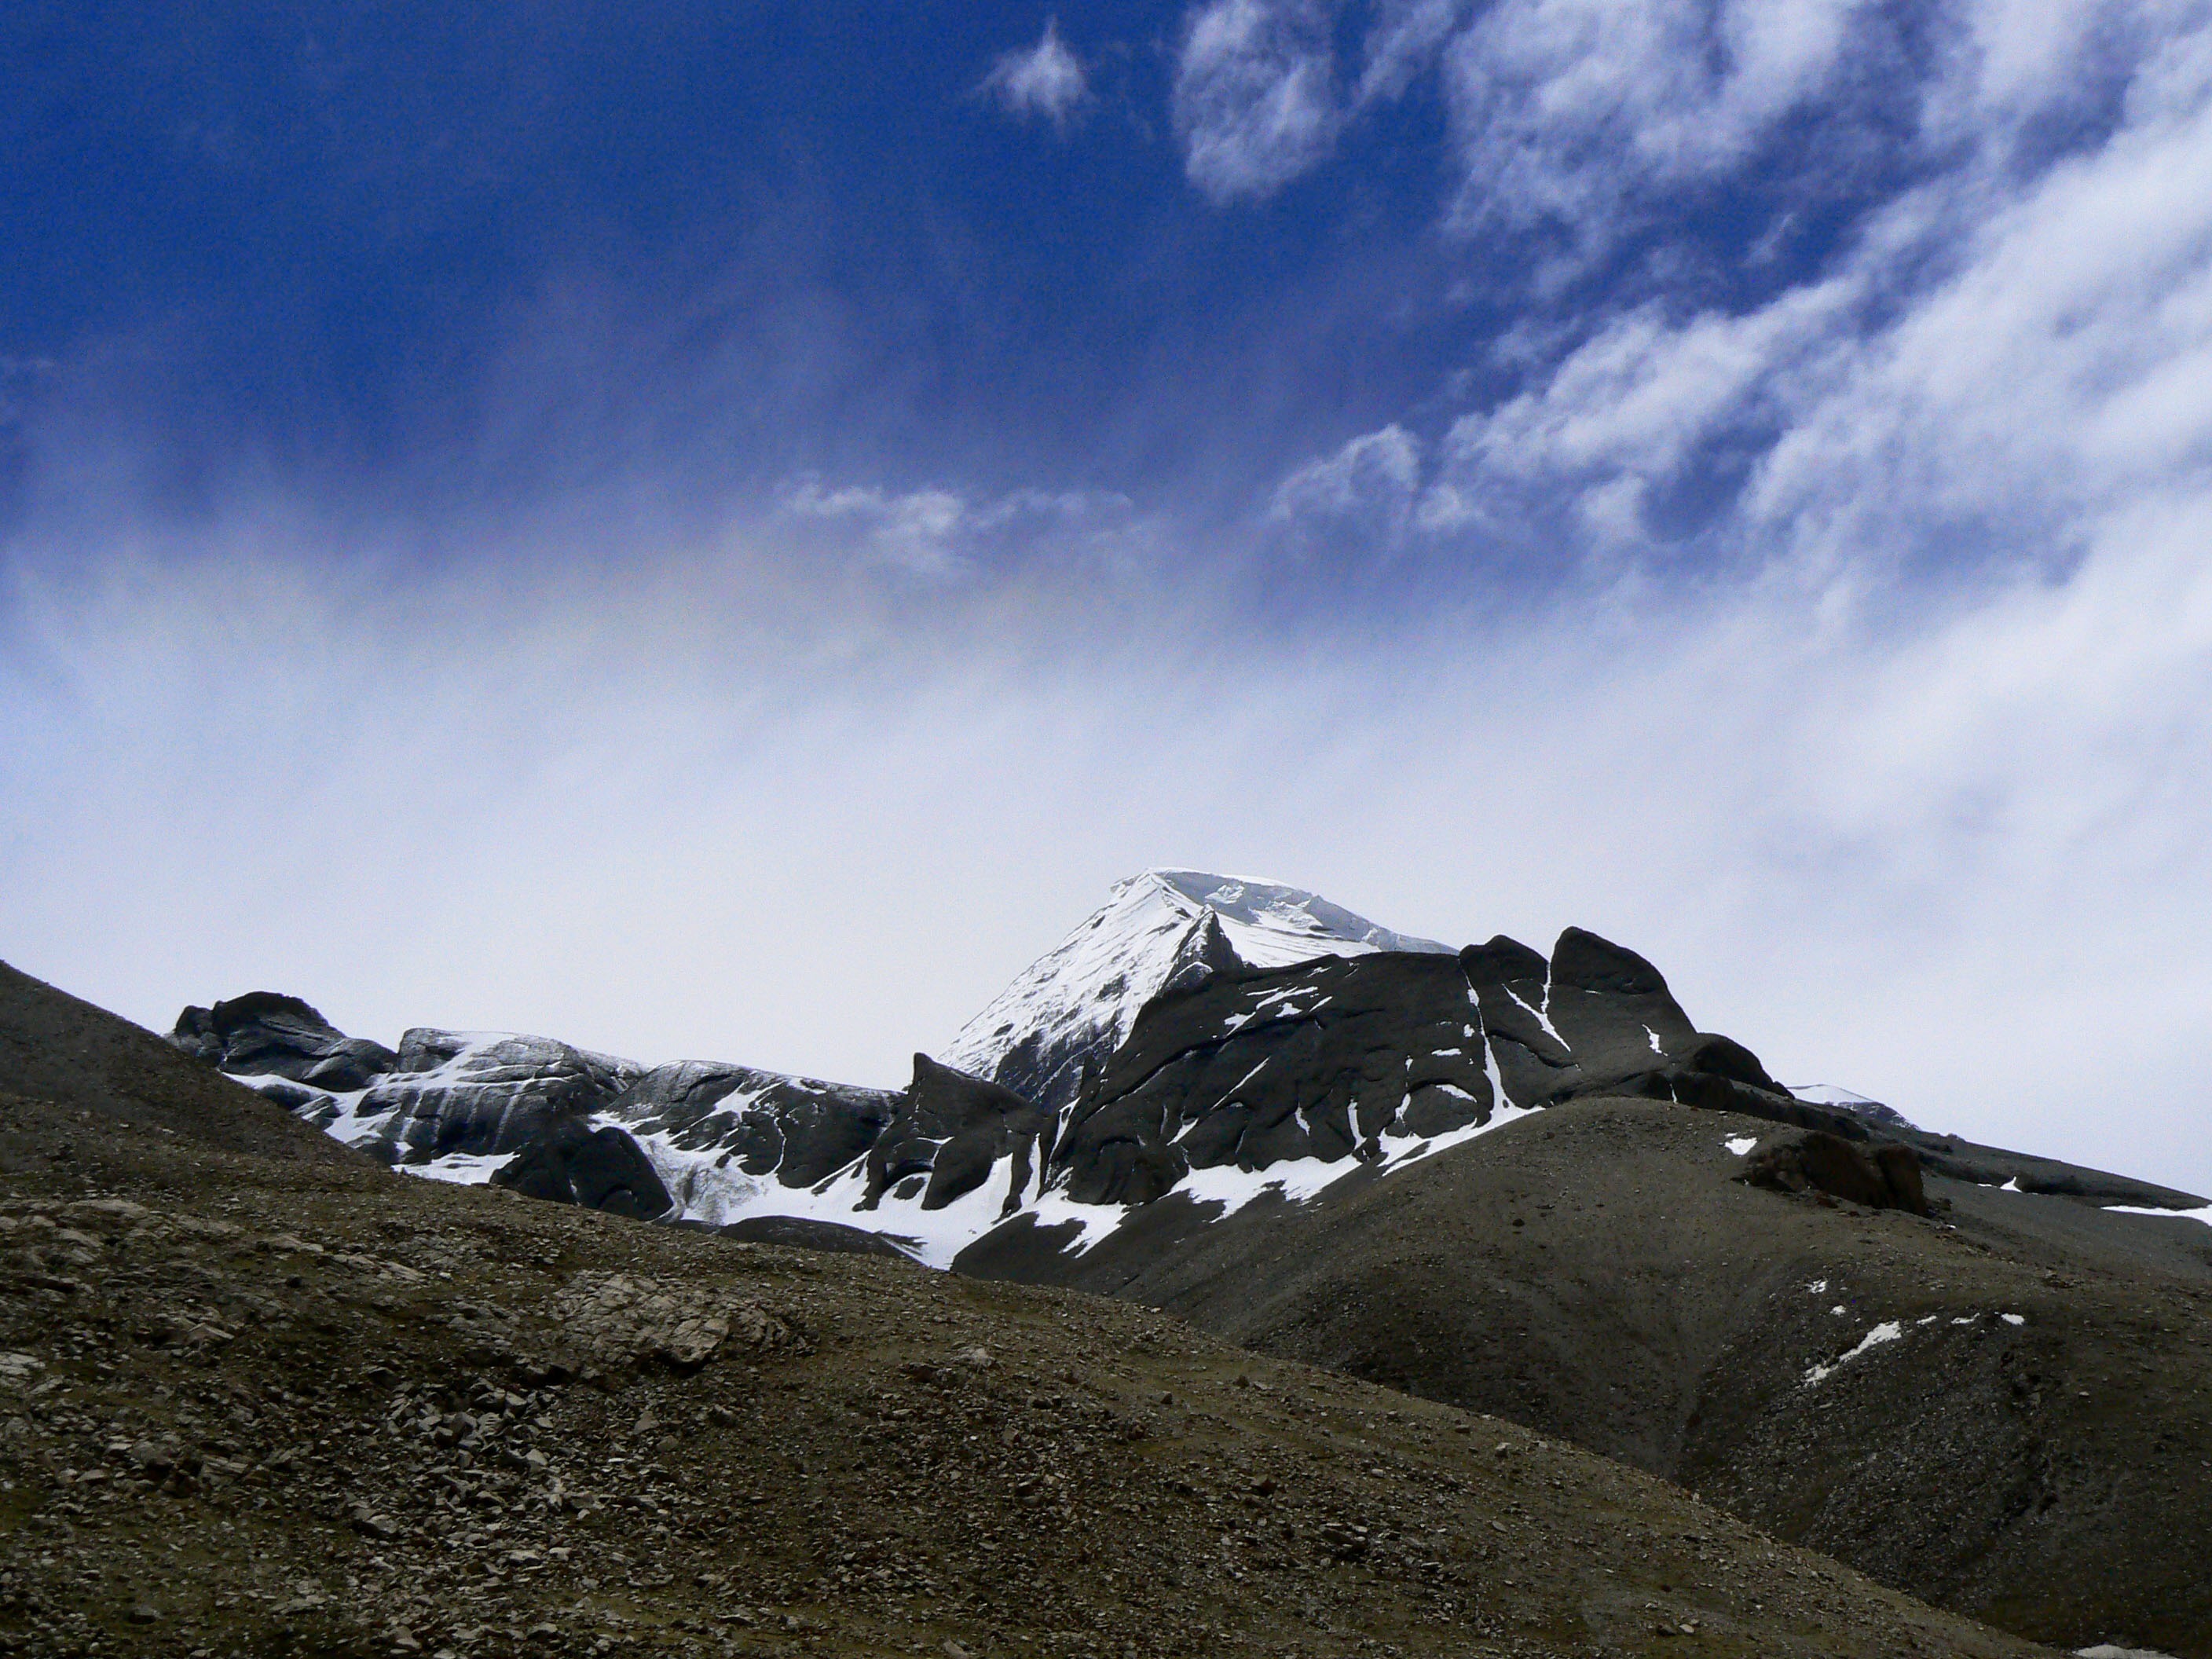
[{"xmin": 939, "ymin": 869, "xmax": 1452, "ymax": 1112}]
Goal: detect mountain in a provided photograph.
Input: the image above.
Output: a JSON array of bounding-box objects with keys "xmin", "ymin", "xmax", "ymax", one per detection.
[
  {"xmin": 941, "ymin": 868, "xmax": 1454, "ymax": 1114},
  {"xmin": 961, "ymin": 1091, "xmax": 2212, "ymax": 1656},
  {"xmin": 148, "ymin": 872, "xmax": 2212, "ymax": 1654},
  {"xmin": 0, "ymin": 961, "xmax": 2056, "ymax": 1659},
  {"xmin": 167, "ymin": 876, "xmax": 2200, "ymax": 1273}
]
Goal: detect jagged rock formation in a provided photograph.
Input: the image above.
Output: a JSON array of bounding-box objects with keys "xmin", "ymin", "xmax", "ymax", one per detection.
[
  {"xmin": 166, "ymin": 872, "xmax": 2205, "ymax": 1270},
  {"xmin": 862, "ymin": 1055, "xmax": 1053, "ymax": 1216}
]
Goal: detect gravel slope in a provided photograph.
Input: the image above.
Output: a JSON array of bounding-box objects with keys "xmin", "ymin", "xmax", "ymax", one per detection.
[{"xmin": 962, "ymin": 1098, "xmax": 2212, "ymax": 1657}]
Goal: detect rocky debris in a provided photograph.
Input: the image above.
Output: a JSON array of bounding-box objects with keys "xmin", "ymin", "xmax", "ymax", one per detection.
[
  {"xmin": 1738, "ymin": 1131, "xmax": 1932, "ymax": 1215},
  {"xmin": 1, "ymin": 962, "xmax": 367, "ymax": 1168},
  {"xmin": 548, "ymin": 1272, "xmax": 794, "ymax": 1369},
  {"xmin": 972, "ymin": 1091, "xmax": 2212, "ymax": 1658}
]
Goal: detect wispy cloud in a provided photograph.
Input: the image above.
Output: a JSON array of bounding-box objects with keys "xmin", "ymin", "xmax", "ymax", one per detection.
[
  {"xmin": 1174, "ymin": 0, "xmax": 1346, "ymax": 201},
  {"xmin": 982, "ymin": 17, "xmax": 1091, "ymax": 128},
  {"xmin": 1268, "ymin": 423, "xmax": 1424, "ymax": 548},
  {"xmin": 778, "ymin": 478, "xmax": 1155, "ymax": 580},
  {"xmin": 1438, "ymin": 0, "xmax": 1877, "ymax": 247}
]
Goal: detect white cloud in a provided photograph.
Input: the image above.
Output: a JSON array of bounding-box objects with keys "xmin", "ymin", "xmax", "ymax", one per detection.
[
  {"xmin": 1174, "ymin": 0, "xmax": 1346, "ymax": 201},
  {"xmin": 1355, "ymin": 0, "xmax": 1471, "ymax": 102},
  {"xmin": 1269, "ymin": 423, "xmax": 1423, "ymax": 536},
  {"xmin": 782, "ymin": 479, "xmax": 972, "ymax": 576},
  {"xmin": 777, "ymin": 478, "xmax": 1150, "ymax": 579},
  {"xmin": 1442, "ymin": 280, "xmax": 1853, "ymax": 485},
  {"xmin": 983, "ymin": 18, "xmax": 1090, "ymax": 127},
  {"xmin": 1438, "ymin": 0, "xmax": 1874, "ymax": 242},
  {"xmin": 1402, "ymin": 0, "xmax": 2212, "ymax": 564}
]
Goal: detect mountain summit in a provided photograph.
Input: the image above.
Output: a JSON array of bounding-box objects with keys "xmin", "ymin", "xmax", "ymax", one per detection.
[{"xmin": 941, "ymin": 870, "xmax": 1452, "ymax": 1112}]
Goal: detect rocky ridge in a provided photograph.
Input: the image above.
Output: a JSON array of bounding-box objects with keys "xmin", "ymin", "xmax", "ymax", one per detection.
[{"xmin": 168, "ymin": 883, "xmax": 2203, "ymax": 1272}]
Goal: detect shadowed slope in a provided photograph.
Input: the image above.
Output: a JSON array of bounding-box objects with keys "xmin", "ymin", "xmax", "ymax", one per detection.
[
  {"xmin": 0, "ymin": 961, "xmax": 371, "ymax": 1168},
  {"xmin": 962, "ymin": 1095, "xmax": 2212, "ymax": 1657}
]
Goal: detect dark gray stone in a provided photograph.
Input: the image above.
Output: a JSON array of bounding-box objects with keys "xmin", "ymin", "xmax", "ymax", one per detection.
[
  {"xmin": 865, "ymin": 1054, "xmax": 1054, "ymax": 1214},
  {"xmin": 491, "ymin": 1121, "xmax": 673, "ymax": 1220},
  {"xmin": 610, "ymin": 1060, "xmax": 899, "ymax": 1189},
  {"xmin": 170, "ymin": 992, "xmax": 397, "ymax": 1093},
  {"xmin": 361, "ymin": 1029, "xmax": 643, "ymax": 1165}
]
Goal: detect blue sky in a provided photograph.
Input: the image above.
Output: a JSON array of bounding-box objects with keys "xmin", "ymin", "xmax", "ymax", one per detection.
[{"xmin": 5, "ymin": 0, "xmax": 2212, "ymax": 1195}]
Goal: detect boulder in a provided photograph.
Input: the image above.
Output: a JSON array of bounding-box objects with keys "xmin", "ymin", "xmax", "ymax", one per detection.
[
  {"xmin": 491, "ymin": 1122, "xmax": 673, "ymax": 1220},
  {"xmin": 1737, "ymin": 1131, "xmax": 1929, "ymax": 1215}
]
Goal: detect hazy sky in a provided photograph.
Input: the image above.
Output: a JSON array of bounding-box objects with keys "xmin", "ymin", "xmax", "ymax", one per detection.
[{"xmin": 5, "ymin": 0, "xmax": 2210, "ymax": 1196}]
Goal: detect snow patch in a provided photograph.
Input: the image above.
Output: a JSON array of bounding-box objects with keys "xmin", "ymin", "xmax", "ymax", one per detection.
[
  {"xmin": 1723, "ymin": 1135, "xmax": 1758, "ymax": 1157},
  {"xmin": 1804, "ymin": 1320, "xmax": 1905, "ymax": 1386},
  {"xmin": 1787, "ymin": 1083, "xmax": 1881, "ymax": 1108},
  {"xmin": 403, "ymin": 1152, "xmax": 515, "ymax": 1187}
]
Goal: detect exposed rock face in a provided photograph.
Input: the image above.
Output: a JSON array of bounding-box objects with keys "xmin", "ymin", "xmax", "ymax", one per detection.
[
  {"xmin": 610, "ymin": 1060, "xmax": 900, "ymax": 1191},
  {"xmin": 172, "ymin": 993, "xmax": 397, "ymax": 1095},
  {"xmin": 166, "ymin": 873, "xmax": 2204, "ymax": 1261},
  {"xmin": 1738, "ymin": 1130, "xmax": 1931, "ymax": 1215},
  {"xmin": 361, "ymin": 1030, "xmax": 643, "ymax": 1165},
  {"xmin": 491, "ymin": 1120, "xmax": 674, "ymax": 1219},
  {"xmin": 942, "ymin": 870, "xmax": 1452, "ymax": 1115},
  {"xmin": 864, "ymin": 1054, "xmax": 1053, "ymax": 1214},
  {"xmin": 1051, "ymin": 951, "xmax": 1491, "ymax": 1206},
  {"xmin": 1038, "ymin": 930, "xmax": 1818, "ymax": 1209}
]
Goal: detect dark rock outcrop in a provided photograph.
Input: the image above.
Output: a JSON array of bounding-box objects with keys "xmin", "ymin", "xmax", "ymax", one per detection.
[
  {"xmin": 172, "ymin": 993, "xmax": 397, "ymax": 1094},
  {"xmin": 865, "ymin": 1054, "xmax": 1053, "ymax": 1214},
  {"xmin": 1738, "ymin": 1130, "xmax": 1930, "ymax": 1214},
  {"xmin": 362, "ymin": 1030, "xmax": 643, "ymax": 1165},
  {"xmin": 701, "ymin": 1215, "xmax": 914, "ymax": 1256},
  {"xmin": 1041, "ymin": 927, "xmax": 1817, "ymax": 1208},
  {"xmin": 1053, "ymin": 950, "xmax": 1491, "ymax": 1206},
  {"xmin": 610, "ymin": 1060, "xmax": 900, "ymax": 1191},
  {"xmin": 491, "ymin": 1120, "xmax": 673, "ymax": 1219}
]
